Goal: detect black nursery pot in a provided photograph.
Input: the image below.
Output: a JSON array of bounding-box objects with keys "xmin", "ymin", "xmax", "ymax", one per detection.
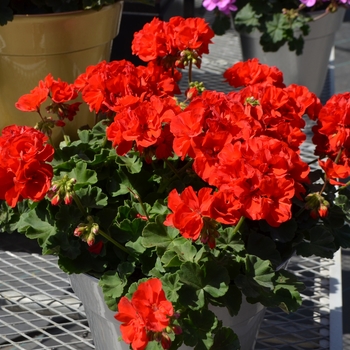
[{"xmin": 110, "ymin": 2, "xmax": 160, "ymax": 65}]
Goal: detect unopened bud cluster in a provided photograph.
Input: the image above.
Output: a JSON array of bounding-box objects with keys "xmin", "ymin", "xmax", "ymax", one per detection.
[
  {"xmin": 186, "ymin": 81, "xmax": 205, "ymax": 100},
  {"xmin": 74, "ymin": 216, "xmax": 99, "ymax": 246},
  {"xmin": 305, "ymin": 193, "xmax": 330, "ymax": 219},
  {"xmin": 47, "ymin": 175, "xmax": 76, "ymax": 205},
  {"xmin": 177, "ymin": 49, "xmax": 201, "ymax": 68}
]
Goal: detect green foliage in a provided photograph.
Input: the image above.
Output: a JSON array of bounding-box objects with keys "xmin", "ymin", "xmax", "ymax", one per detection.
[
  {"xmin": 1, "ymin": 114, "xmax": 347, "ymax": 349},
  {"xmin": 209, "ymin": 0, "xmax": 322, "ymax": 54}
]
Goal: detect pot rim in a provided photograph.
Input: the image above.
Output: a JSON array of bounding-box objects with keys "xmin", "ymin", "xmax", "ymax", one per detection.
[{"xmin": 12, "ymin": 1, "xmax": 123, "ymax": 20}]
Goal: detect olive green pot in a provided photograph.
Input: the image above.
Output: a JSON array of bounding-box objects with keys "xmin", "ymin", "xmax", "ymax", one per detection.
[{"xmin": 0, "ymin": 2, "xmax": 123, "ymax": 141}]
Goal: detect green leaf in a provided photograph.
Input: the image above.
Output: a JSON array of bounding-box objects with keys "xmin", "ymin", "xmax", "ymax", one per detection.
[
  {"xmin": 179, "ymin": 261, "xmax": 229, "ymax": 298},
  {"xmin": 211, "ymin": 284, "xmax": 242, "ymax": 317},
  {"xmin": 149, "ymin": 200, "xmax": 169, "ymax": 216},
  {"xmin": 142, "ymin": 216, "xmax": 179, "ymax": 248},
  {"xmin": 161, "ymin": 250, "xmax": 182, "ymax": 267},
  {"xmin": 332, "ymin": 224, "xmax": 350, "ymax": 249},
  {"xmin": 235, "ymin": 255, "xmax": 275, "ymax": 298},
  {"xmin": 178, "ymin": 284, "xmax": 206, "ymax": 310},
  {"xmin": 272, "ymin": 270, "xmax": 304, "ymax": 313},
  {"xmin": 335, "ymin": 193, "xmax": 350, "ymax": 221},
  {"xmin": 211, "ymin": 327, "xmax": 240, "ymax": 350},
  {"xmin": 0, "ymin": 200, "xmax": 19, "ymax": 233},
  {"xmin": 76, "ymin": 186, "xmax": 108, "ymax": 208},
  {"xmin": 216, "ymin": 227, "xmax": 245, "ymax": 253},
  {"xmin": 161, "ymin": 239, "xmax": 197, "ymax": 267},
  {"xmin": 246, "ymin": 233, "xmax": 281, "ymax": 266},
  {"xmin": 119, "ymin": 217, "xmax": 147, "ymax": 236},
  {"xmin": 211, "ymin": 12, "xmax": 231, "ymax": 36},
  {"xmin": 234, "ymin": 3, "xmax": 260, "ymax": 30},
  {"xmin": 116, "ymin": 152, "xmax": 142, "ymax": 174},
  {"xmin": 181, "ymin": 309, "xmax": 217, "ymax": 349},
  {"xmin": 17, "ymin": 208, "xmax": 56, "ymax": 240},
  {"xmin": 265, "ymin": 13, "xmax": 287, "ymax": 43},
  {"xmin": 66, "ymin": 162, "xmax": 98, "ymax": 188},
  {"xmin": 161, "ymin": 273, "xmax": 182, "ymax": 303},
  {"xmin": 179, "ymin": 262, "xmax": 204, "ymax": 290},
  {"xmin": 145, "ymin": 341, "xmax": 163, "ymax": 350},
  {"xmin": 296, "ymin": 226, "xmax": 336, "ymax": 258},
  {"xmin": 125, "ymin": 236, "xmax": 147, "ymax": 255},
  {"xmin": 99, "ymin": 271, "xmax": 127, "ymax": 311}
]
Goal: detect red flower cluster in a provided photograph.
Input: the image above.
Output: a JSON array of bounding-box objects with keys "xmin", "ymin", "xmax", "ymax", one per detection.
[
  {"xmin": 164, "ymin": 187, "xmax": 220, "ymax": 248},
  {"xmin": 115, "ymin": 278, "xmax": 176, "ymax": 350},
  {"xmin": 312, "ymin": 92, "xmax": 350, "ymax": 184},
  {"xmin": 167, "ymin": 78, "xmax": 317, "ymax": 227},
  {"xmin": 15, "ymin": 74, "xmax": 81, "ymax": 126},
  {"xmin": 0, "ymin": 125, "xmax": 54, "ymax": 207},
  {"xmin": 132, "ymin": 16, "xmax": 214, "ymax": 68},
  {"xmin": 74, "ymin": 60, "xmax": 182, "ymax": 116},
  {"xmin": 223, "ymin": 58, "xmax": 285, "ymax": 88},
  {"xmin": 106, "ymin": 95, "xmax": 181, "ymax": 161}
]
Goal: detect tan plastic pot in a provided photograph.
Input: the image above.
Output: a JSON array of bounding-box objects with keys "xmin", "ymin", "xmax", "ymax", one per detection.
[{"xmin": 0, "ymin": 2, "xmax": 123, "ymax": 140}]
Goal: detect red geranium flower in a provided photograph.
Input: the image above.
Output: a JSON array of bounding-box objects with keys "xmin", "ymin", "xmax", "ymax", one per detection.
[
  {"xmin": 0, "ymin": 125, "xmax": 54, "ymax": 207},
  {"xmin": 164, "ymin": 186, "xmax": 214, "ymax": 242},
  {"xmin": 115, "ymin": 278, "xmax": 174, "ymax": 350},
  {"xmin": 115, "ymin": 297, "xmax": 148, "ymax": 350},
  {"xmin": 15, "ymin": 85, "xmax": 48, "ymax": 112},
  {"xmin": 224, "ymin": 58, "xmax": 285, "ymax": 88}
]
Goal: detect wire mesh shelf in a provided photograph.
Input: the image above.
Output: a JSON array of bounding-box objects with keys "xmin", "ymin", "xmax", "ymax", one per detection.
[{"xmin": 0, "ymin": 247, "xmax": 340, "ymax": 350}]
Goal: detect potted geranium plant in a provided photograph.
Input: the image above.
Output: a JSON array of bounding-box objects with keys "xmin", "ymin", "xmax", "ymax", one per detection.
[
  {"xmin": 1, "ymin": 15, "xmax": 350, "ymax": 350},
  {"xmin": 202, "ymin": 0, "xmax": 349, "ymax": 96}
]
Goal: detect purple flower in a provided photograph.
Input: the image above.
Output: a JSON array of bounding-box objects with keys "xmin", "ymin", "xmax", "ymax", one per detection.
[
  {"xmin": 202, "ymin": 0, "xmax": 237, "ymax": 15},
  {"xmin": 299, "ymin": 0, "xmax": 317, "ymax": 6},
  {"xmin": 300, "ymin": 0, "xmax": 350, "ymax": 6}
]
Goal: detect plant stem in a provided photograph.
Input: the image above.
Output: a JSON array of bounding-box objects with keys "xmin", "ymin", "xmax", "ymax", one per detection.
[
  {"xmin": 98, "ymin": 229, "xmax": 132, "ymax": 256},
  {"xmin": 72, "ymin": 192, "xmax": 133, "ymax": 256},
  {"xmin": 319, "ymin": 148, "xmax": 343, "ymax": 195},
  {"xmin": 232, "ymin": 216, "xmax": 245, "ymax": 235},
  {"xmin": 72, "ymin": 192, "xmax": 86, "ymax": 215},
  {"xmin": 188, "ymin": 60, "xmax": 193, "ymax": 85},
  {"xmin": 127, "ymin": 187, "xmax": 150, "ymax": 220},
  {"xmin": 336, "ymin": 180, "xmax": 350, "ymax": 192}
]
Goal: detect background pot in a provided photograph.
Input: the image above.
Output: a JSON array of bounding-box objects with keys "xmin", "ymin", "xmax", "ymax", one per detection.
[
  {"xmin": 69, "ymin": 273, "xmax": 266, "ymax": 350},
  {"xmin": 0, "ymin": 2, "xmax": 123, "ymax": 140},
  {"xmin": 238, "ymin": 8, "xmax": 345, "ymax": 97}
]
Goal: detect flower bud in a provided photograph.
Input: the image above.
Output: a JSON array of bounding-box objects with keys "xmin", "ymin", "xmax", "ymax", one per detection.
[
  {"xmin": 160, "ymin": 333, "xmax": 172, "ymax": 350},
  {"xmin": 318, "ymin": 202, "xmax": 329, "ymax": 218},
  {"xmin": 305, "ymin": 193, "xmax": 330, "ymax": 219},
  {"xmin": 51, "ymin": 194, "xmax": 61, "ymax": 206},
  {"xmin": 48, "ymin": 175, "xmax": 76, "ymax": 206},
  {"xmin": 172, "ymin": 325, "xmax": 182, "ymax": 335},
  {"xmin": 64, "ymin": 192, "xmax": 73, "ymax": 205},
  {"xmin": 74, "ymin": 217, "xmax": 100, "ymax": 246}
]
